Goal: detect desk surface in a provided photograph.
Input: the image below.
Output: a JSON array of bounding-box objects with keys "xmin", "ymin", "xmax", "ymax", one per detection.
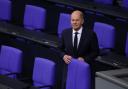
[
  {"xmin": 47, "ymin": 0, "xmax": 128, "ymax": 19},
  {"xmin": 96, "ymin": 68, "xmax": 128, "ymax": 89},
  {"xmin": 0, "ymin": 22, "xmax": 59, "ymax": 48},
  {"xmin": 0, "ymin": 75, "xmax": 38, "ymax": 89},
  {"xmin": 96, "ymin": 52, "xmax": 128, "ymax": 69}
]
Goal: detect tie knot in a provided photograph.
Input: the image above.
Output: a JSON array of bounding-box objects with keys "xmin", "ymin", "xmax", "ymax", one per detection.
[{"xmin": 74, "ymin": 32, "xmax": 78, "ymax": 35}]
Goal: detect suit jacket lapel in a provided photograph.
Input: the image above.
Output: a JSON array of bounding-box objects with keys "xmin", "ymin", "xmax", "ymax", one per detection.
[{"xmin": 77, "ymin": 28, "xmax": 87, "ymax": 53}]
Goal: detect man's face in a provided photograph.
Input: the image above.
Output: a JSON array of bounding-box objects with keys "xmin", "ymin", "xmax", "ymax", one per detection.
[{"xmin": 71, "ymin": 12, "xmax": 84, "ymax": 31}]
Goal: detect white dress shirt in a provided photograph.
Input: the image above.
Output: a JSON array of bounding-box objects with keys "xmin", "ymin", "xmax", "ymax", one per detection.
[{"xmin": 72, "ymin": 27, "xmax": 83, "ymax": 48}]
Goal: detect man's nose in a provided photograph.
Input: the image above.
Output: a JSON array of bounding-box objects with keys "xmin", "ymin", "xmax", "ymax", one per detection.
[{"xmin": 73, "ymin": 21, "xmax": 77, "ymax": 24}]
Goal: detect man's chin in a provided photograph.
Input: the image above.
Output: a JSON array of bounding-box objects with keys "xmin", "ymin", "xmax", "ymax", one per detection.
[{"xmin": 73, "ymin": 27, "xmax": 79, "ymax": 31}]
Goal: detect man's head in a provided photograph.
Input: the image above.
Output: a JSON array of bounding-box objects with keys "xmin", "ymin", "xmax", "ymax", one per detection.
[{"xmin": 71, "ymin": 10, "xmax": 84, "ymax": 31}]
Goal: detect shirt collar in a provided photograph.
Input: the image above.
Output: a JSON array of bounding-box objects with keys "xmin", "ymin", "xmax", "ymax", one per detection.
[{"xmin": 73, "ymin": 26, "xmax": 83, "ymax": 34}]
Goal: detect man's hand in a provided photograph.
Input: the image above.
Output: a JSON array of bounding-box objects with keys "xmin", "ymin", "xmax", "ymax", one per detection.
[
  {"xmin": 63, "ymin": 55, "xmax": 72, "ymax": 64},
  {"xmin": 78, "ymin": 57, "xmax": 84, "ymax": 62}
]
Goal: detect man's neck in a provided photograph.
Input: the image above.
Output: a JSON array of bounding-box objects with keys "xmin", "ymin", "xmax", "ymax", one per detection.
[{"xmin": 73, "ymin": 26, "xmax": 83, "ymax": 32}]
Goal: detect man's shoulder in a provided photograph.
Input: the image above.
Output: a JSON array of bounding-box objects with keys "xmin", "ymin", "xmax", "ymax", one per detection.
[
  {"xmin": 62, "ymin": 28, "xmax": 72, "ymax": 33},
  {"xmin": 82, "ymin": 28, "xmax": 96, "ymax": 37},
  {"xmin": 83, "ymin": 28, "xmax": 94, "ymax": 33}
]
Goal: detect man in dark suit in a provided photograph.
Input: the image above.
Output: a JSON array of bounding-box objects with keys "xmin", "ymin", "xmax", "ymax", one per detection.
[{"xmin": 59, "ymin": 10, "xmax": 99, "ymax": 89}]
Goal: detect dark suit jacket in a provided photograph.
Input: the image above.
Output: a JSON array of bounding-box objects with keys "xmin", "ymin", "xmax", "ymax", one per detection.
[{"xmin": 59, "ymin": 28, "xmax": 99, "ymax": 64}]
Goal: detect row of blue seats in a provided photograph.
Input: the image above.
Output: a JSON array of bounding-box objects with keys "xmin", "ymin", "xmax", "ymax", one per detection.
[
  {"xmin": 0, "ymin": 0, "xmax": 128, "ymax": 56},
  {"xmin": 71, "ymin": 0, "xmax": 128, "ymax": 8},
  {"xmin": 0, "ymin": 45, "xmax": 90, "ymax": 89}
]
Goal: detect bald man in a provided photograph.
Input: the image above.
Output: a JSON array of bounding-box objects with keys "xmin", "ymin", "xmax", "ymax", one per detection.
[{"xmin": 59, "ymin": 10, "xmax": 99, "ymax": 89}]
